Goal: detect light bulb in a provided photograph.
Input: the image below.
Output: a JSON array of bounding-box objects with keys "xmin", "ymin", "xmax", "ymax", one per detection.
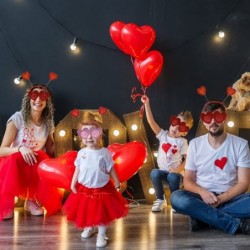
[
  {"xmin": 227, "ymin": 121, "xmax": 234, "ymax": 128},
  {"xmin": 149, "ymin": 188, "xmax": 155, "ymax": 194},
  {"xmin": 59, "ymin": 130, "xmax": 66, "ymax": 137},
  {"xmin": 113, "ymin": 130, "xmax": 120, "ymax": 136},
  {"xmin": 218, "ymin": 31, "xmax": 225, "ymax": 38},
  {"xmin": 70, "ymin": 37, "xmax": 78, "ymax": 51},
  {"xmin": 14, "ymin": 76, "xmax": 22, "ymax": 84},
  {"xmin": 131, "ymin": 124, "xmax": 138, "ymax": 131}
]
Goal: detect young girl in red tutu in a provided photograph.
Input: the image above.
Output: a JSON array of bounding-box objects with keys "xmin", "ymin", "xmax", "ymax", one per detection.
[
  {"xmin": 62, "ymin": 117, "xmax": 128, "ymax": 248},
  {"xmin": 0, "ymin": 74, "xmax": 63, "ymax": 220}
]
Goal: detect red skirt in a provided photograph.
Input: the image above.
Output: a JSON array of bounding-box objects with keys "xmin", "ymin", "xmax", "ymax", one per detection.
[
  {"xmin": 62, "ymin": 181, "xmax": 128, "ymax": 228},
  {"xmin": 0, "ymin": 151, "xmax": 63, "ymax": 220}
]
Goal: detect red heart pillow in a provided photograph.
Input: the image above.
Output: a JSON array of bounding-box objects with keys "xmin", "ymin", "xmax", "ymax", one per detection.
[
  {"xmin": 38, "ymin": 151, "xmax": 77, "ymax": 190},
  {"xmin": 108, "ymin": 141, "xmax": 147, "ymax": 182}
]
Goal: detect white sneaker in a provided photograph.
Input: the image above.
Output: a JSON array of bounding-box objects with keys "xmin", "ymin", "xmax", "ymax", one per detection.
[
  {"xmin": 24, "ymin": 200, "xmax": 44, "ymax": 216},
  {"xmin": 81, "ymin": 227, "xmax": 94, "ymax": 238},
  {"xmin": 151, "ymin": 199, "xmax": 165, "ymax": 212},
  {"xmin": 96, "ymin": 234, "xmax": 108, "ymax": 248}
]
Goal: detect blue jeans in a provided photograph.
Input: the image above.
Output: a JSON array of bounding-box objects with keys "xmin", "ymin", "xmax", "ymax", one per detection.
[
  {"xmin": 150, "ymin": 169, "xmax": 183, "ymax": 200},
  {"xmin": 170, "ymin": 190, "xmax": 250, "ymax": 234}
]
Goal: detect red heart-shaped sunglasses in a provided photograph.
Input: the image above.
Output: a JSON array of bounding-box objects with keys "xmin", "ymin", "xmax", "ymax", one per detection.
[
  {"xmin": 200, "ymin": 111, "xmax": 226, "ymax": 124},
  {"xmin": 170, "ymin": 116, "xmax": 189, "ymax": 132},
  {"xmin": 77, "ymin": 127, "xmax": 102, "ymax": 139}
]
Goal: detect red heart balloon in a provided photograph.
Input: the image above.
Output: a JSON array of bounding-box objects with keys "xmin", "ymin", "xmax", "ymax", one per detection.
[
  {"xmin": 38, "ymin": 151, "xmax": 77, "ymax": 190},
  {"xmin": 108, "ymin": 141, "xmax": 147, "ymax": 182},
  {"xmin": 109, "ymin": 21, "xmax": 130, "ymax": 55},
  {"xmin": 121, "ymin": 23, "xmax": 156, "ymax": 58},
  {"xmin": 133, "ymin": 50, "xmax": 163, "ymax": 87}
]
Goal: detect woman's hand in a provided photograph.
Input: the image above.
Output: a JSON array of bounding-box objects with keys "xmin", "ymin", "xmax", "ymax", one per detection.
[
  {"xmin": 71, "ymin": 184, "xmax": 77, "ymax": 194},
  {"xmin": 114, "ymin": 182, "xmax": 121, "ymax": 191},
  {"xmin": 19, "ymin": 146, "xmax": 38, "ymax": 165}
]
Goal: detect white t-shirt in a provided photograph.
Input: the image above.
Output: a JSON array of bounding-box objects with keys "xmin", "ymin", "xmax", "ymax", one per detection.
[
  {"xmin": 75, "ymin": 147, "xmax": 114, "ymax": 188},
  {"xmin": 185, "ymin": 133, "xmax": 250, "ymax": 193},
  {"xmin": 156, "ymin": 129, "xmax": 188, "ymax": 171},
  {"xmin": 8, "ymin": 111, "xmax": 50, "ymax": 151}
]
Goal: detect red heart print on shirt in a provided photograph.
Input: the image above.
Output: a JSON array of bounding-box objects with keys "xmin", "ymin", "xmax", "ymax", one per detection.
[
  {"xmin": 172, "ymin": 149, "xmax": 177, "ymax": 154},
  {"xmin": 214, "ymin": 157, "xmax": 227, "ymax": 170},
  {"xmin": 162, "ymin": 143, "xmax": 172, "ymax": 153}
]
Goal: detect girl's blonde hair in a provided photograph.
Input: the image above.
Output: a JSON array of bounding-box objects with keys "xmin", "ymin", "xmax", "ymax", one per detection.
[{"xmin": 78, "ymin": 113, "xmax": 103, "ymax": 148}]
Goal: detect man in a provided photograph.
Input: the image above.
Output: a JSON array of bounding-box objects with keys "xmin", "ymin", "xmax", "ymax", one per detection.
[{"xmin": 171, "ymin": 101, "xmax": 250, "ymax": 234}]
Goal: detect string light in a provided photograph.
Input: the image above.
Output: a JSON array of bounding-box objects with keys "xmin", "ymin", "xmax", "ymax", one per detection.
[
  {"xmin": 14, "ymin": 75, "xmax": 22, "ymax": 85},
  {"xmin": 218, "ymin": 31, "xmax": 225, "ymax": 38},
  {"xmin": 70, "ymin": 37, "xmax": 78, "ymax": 51}
]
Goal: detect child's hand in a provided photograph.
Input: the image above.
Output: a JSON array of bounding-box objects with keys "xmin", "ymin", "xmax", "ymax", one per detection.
[{"xmin": 141, "ymin": 95, "xmax": 148, "ymax": 104}]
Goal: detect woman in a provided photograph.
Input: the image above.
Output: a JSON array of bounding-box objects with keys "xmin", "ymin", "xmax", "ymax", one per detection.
[{"xmin": 0, "ymin": 83, "xmax": 62, "ymax": 220}]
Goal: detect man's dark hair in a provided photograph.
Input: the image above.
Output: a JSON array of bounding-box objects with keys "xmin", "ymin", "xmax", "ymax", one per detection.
[{"xmin": 202, "ymin": 101, "xmax": 226, "ymax": 113}]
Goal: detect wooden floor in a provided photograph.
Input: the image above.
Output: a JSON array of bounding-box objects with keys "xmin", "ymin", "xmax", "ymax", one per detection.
[{"xmin": 0, "ymin": 201, "xmax": 249, "ymax": 250}]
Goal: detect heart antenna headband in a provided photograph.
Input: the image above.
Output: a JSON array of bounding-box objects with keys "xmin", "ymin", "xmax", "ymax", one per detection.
[
  {"xmin": 196, "ymin": 85, "xmax": 236, "ymax": 104},
  {"xmin": 21, "ymin": 71, "xmax": 58, "ymax": 87}
]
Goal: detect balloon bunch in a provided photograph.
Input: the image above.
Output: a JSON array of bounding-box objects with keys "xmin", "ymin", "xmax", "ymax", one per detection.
[{"xmin": 110, "ymin": 21, "xmax": 164, "ymax": 117}]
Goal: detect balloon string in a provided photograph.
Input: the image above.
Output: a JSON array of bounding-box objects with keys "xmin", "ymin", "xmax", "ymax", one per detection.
[
  {"xmin": 131, "ymin": 87, "xmax": 143, "ymax": 103},
  {"xmin": 131, "ymin": 85, "xmax": 147, "ymax": 101},
  {"xmin": 125, "ymin": 186, "xmax": 135, "ymax": 204}
]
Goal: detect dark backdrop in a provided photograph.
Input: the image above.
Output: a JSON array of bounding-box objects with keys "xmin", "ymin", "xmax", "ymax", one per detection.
[{"xmin": 1, "ymin": 0, "xmax": 250, "ymax": 197}]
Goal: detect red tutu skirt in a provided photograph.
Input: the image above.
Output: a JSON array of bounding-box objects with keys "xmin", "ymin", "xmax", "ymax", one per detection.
[
  {"xmin": 62, "ymin": 181, "xmax": 128, "ymax": 228},
  {"xmin": 0, "ymin": 151, "xmax": 63, "ymax": 220}
]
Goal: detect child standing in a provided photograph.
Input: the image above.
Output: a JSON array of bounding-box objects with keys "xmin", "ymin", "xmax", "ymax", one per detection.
[
  {"xmin": 141, "ymin": 96, "xmax": 193, "ymax": 212},
  {"xmin": 62, "ymin": 118, "xmax": 128, "ymax": 248}
]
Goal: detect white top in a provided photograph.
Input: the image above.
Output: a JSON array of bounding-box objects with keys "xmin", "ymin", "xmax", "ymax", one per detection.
[
  {"xmin": 185, "ymin": 133, "xmax": 250, "ymax": 193},
  {"xmin": 75, "ymin": 147, "xmax": 114, "ymax": 188},
  {"xmin": 156, "ymin": 129, "xmax": 188, "ymax": 171},
  {"xmin": 8, "ymin": 111, "xmax": 50, "ymax": 151}
]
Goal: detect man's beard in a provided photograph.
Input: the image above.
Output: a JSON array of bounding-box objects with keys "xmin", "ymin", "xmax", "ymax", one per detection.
[{"xmin": 209, "ymin": 125, "xmax": 224, "ymax": 137}]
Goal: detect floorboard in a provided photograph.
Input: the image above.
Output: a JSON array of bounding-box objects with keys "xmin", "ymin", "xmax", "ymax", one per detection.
[{"xmin": 0, "ymin": 201, "xmax": 249, "ymax": 250}]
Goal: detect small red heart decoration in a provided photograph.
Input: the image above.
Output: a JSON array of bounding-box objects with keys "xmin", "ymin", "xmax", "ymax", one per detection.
[
  {"xmin": 98, "ymin": 106, "xmax": 108, "ymax": 115},
  {"xmin": 162, "ymin": 143, "xmax": 172, "ymax": 153},
  {"xmin": 196, "ymin": 86, "xmax": 207, "ymax": 96},
  {"xmin": 214, "ymin": 157, "xmax": 227, "ymax": 170},
  {"xmin": 226, "ymin": 86, "xmax": 236, "ymax": 96},
  {"xmin": 108, "ymin": 141, "xmax": 147, "ymax": 182},
  {"xmin": 71, "ymin": 109, "xmax": 80, "ymax": 117},
  {"xmin": 38, "ymin": 151, "xmax": 77, "ymax": 190}
]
